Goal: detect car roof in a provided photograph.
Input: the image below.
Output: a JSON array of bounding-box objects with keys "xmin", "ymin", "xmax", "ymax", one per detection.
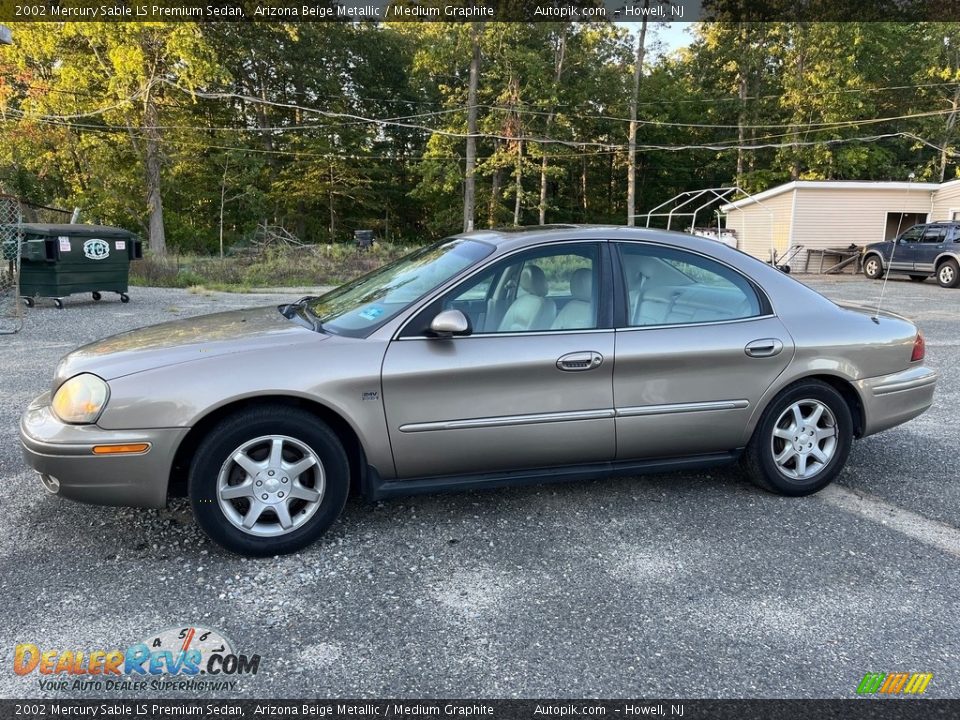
[{"xmin": 453, "ymin": 224, "xmax": 729, "ymax": 255}]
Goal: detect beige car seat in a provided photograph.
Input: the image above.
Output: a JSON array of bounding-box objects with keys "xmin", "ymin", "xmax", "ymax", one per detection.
[
  {"xmin": 552, "ymin": 267, "xmax": 595, "ymax": 330},
  {"xmin": 499, "ymin": 265, "xmax": 556, "ymax": 331}
]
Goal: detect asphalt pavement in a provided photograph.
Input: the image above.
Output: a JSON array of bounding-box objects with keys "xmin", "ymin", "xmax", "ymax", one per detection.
[{"xmin": 0, "ymin": 277, "xmax": 957, "ymax": 699}]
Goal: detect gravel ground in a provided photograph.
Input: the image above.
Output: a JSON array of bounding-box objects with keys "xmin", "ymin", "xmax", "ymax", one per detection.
[{"xmin": 0, "ymin": 277, "xmax": 957, "ymax": 700}]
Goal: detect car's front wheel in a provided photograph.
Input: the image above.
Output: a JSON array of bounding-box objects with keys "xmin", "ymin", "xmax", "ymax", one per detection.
[
  {"xmin": 862, "ymin": 254, "xmax": 884, "ymax": 280},
  {"xmin": 742, "ymin": 380, "xmax": 853, "ymax": 496},
  {"xmin": 189, "ymin": 405, "xmax": 349, "ymax": 556},
  {"xmin": 937, "ymin": 259, "xmax": 960, "ymax": 288}
]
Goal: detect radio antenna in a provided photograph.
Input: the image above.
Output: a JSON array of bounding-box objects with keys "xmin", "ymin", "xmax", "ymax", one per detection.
[{"xmin": 873, "ymin": 173, "xmax": 916, "ymax": 323}]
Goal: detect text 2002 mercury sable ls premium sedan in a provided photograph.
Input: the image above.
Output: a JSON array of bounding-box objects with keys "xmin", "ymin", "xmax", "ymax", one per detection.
[{"xmin": 21, "ymin": 226, "xmax": 937, "ymax": 556}]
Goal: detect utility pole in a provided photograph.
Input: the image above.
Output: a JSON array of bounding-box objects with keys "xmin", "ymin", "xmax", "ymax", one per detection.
[
  {"xmin": 626, "ymin": 5, "xmax": 649, "ymax": 227},
  {"xmin": 463, "ymin": 24, "xmax": 482, "ymax": 233}
]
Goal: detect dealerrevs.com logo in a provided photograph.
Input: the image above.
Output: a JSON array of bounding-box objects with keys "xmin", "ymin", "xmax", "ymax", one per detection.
[{"xmin": 12, "ymin": 626, "xmax": 261, "ymax": 693}]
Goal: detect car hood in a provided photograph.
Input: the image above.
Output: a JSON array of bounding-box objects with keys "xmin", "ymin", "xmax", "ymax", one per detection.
[{"xmin": 53, "ymin": 306, "xmax": 324, "ymax": 385}]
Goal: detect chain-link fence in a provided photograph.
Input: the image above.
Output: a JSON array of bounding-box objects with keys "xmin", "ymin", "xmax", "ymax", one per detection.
[{"xmin": 0, "ymin": 195, "xmax": 24, "ymax": 334}]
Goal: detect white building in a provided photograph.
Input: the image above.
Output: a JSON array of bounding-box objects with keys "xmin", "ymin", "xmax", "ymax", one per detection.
[{"xmin": 720, "ymin": 180, "xmax": 960, "ymax": 270}]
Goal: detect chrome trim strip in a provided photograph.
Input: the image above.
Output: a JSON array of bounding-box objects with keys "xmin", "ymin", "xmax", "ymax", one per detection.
[
  {"xmin": 399, "ymin": 328, "xmax": 612, "ymax": 341},
  {"xmin": 614, "ymin": 315, "xmax": 775, "ymax": 332},
  {"xmin": 616, "ymin": 399, "xmax": 750, "ymax": 417},
  {"xmin": 873, "ymin": 374, "xmax": 938, "ymax": 396},
  {"xmin": 399, "ymin": 408, "xmax": 615, "ymax": 433}
]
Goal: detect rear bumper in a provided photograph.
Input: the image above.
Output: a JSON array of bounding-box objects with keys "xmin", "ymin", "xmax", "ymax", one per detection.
[
  {"xmin": 856, "ymin": 366, "xmax": 937, "ymax": 437},
  {"xmin": 19, "ymin": 393, "xmax": 186, "ymax": 509}
]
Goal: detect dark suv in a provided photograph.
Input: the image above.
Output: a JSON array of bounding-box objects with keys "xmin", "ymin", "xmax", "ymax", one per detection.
[{"xmin": 863, "ymin": 222, "xmax": 960, "ymax": 287}]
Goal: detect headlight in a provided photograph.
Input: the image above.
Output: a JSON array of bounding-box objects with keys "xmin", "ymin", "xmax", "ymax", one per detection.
[{"xmin": 51, "ymin": 374, "xmax": 109, "ymax": 424}]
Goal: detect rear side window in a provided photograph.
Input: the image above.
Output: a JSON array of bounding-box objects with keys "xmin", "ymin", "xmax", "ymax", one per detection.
[{"xmin": 617, "ymin": 243, "xmax": 762, "ymax": 327}]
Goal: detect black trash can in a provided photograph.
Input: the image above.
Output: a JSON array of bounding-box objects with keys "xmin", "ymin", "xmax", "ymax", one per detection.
[{"xmin": 19, "ymin": 224, "xmax": 142, "ymax": 308}]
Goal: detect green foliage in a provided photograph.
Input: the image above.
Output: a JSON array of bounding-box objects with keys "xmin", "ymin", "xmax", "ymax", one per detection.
[
  {"xmin": 129, "ymin": 243, "xmax": 411, "ymax": 290},
  {"xmin": 1, "ymin": 21, "xmax": 958, "ymax": 256}
]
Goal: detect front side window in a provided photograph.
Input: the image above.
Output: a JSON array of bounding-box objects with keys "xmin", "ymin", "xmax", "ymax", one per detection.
[
  {"xmin": 618, "ymin": 243, "xmax": 762, "ymax": 327},
  {"xmin": 898, "ymin": 226, "xmax": 923, "ymax": 243},
  {"xmin": 308, "ymin": 238, "xmax": 493, "ymax": 337},
  {"xmin": 438, "ymin": 243, "xmax": 601, "ymax": 334}
]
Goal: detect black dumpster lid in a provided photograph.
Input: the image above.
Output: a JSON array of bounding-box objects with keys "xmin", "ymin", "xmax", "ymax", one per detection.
[{"xmin": 20, "ymin": 223, "xmax": 138, "ymax": 239}]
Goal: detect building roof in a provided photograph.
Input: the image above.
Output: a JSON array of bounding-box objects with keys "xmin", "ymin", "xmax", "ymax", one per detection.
[{"xmin": 719, "ymin": 180, "xmax": 941, "ymax": 212}]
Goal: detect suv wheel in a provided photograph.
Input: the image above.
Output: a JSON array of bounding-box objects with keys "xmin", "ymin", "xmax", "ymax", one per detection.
[
  {"xmin": 863, "ymin": 255, "xmax": 884, "ymax": 280},
  {"xmin": 937, "ymin": 259, "xmax": 960, "ymax": 288}
]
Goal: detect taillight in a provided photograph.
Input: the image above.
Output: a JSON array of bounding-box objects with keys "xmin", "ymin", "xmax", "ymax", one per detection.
[{"xmin": 911, "ymin": 332, "xmax": 925, "ymax": 362}]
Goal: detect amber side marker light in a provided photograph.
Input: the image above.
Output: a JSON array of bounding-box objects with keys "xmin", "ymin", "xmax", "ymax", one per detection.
[
  {"xmin": 91, "ymin": 443, "xmax": 151, "ymax": 455},
  {"xmin": 911, "ymin": 332, "xmax": 926, "ymax": 362}
]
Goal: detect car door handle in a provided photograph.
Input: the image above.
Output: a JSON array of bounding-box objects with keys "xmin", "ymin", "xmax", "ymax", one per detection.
[
  {"xmin": 744, "ymin": 338, "xmax": 784, "ymax": 358},
  {"xmin": 557, "ymin": 351, "xmax": 603, "ymax": 371}
]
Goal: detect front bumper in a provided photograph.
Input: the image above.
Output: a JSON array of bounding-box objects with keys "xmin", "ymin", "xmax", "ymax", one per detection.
[
  {"xmin": 856, "ymin": 365, "xmax": 938, "ymax": 437},
  {"xmin": 19, "ymin": 393, "xmax": 188, "ymax": 508}
]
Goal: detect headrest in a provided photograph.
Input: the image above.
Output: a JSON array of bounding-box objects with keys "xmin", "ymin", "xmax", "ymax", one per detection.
[
  {"xmin": 570, "ymin": 267, "xmax": 592, "ymax": 301},
  {"xmin": 519, "ymin": 265, "xmax": 548, "ymax": 297}
]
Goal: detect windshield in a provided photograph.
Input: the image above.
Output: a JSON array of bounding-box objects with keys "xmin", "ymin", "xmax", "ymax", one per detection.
[{"xmin": 307, "ymin": 238, "xmax": 493, "ymax": 337}]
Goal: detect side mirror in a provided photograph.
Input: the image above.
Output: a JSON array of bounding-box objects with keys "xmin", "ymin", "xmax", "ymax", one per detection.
[{"xmin": 428, "ymin": 309, "xmax": 471, "ymax": 338}]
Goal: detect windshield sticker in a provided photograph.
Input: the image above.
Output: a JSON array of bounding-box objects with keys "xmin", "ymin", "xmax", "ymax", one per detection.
[{"xmin": 358, "ymin": 305, "xmax": 385, "ymax": 321}]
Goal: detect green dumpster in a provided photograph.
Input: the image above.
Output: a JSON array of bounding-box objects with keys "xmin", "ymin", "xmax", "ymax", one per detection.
[{"xmin": 19, "ymin": 224, "xmax": 142, "ymax": 308}]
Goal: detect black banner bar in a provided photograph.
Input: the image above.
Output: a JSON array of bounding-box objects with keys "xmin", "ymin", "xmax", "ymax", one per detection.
[
  {"xmin": 0, "ymin": 0, "xmax": 958, "ymax": 24},
  {"xmin": 3, "ymin": 700, "xmax": 960, "ymax": 720}
]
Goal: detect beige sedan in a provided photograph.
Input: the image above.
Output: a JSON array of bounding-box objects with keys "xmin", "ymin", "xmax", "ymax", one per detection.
[{"xmin": 20, "ymin": 226, "xmax": 937, "ymax": 555}]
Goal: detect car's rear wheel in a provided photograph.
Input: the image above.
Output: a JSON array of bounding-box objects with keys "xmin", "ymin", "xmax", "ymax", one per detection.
[
  {"xmin": 863, "ymin": 255, "xmax": 884, "ymax": 280},
  {"xmin": 189, "ymin": 405, "xmax": 349, "ymax": 556},
  {"xmin": 742, "ymin": 380, "xmax": 853, "ymax": 496},
  {"xmin": 937, "ymin": 259, "xmax": 960, "ymax": 288}
]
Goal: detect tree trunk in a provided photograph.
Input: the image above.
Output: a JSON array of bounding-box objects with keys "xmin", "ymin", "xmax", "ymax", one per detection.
[
  {"xmin": 736, "ymin": 23, "xmax": 748, "ymax": 187},
  {"xmin": 488, "ymin": 163, "xmax": 502, "ymax": 228},
  {"xmin": 219, "ymin": 162, "xmax": 228, "ymax": 259},
  {"xmin": 143, "ymin": 85, "xmax": 166, "ymax": 256},
  {"xmin": 513, "ymin": 139, "xmax": 524, "ymax": 226},
  {"xmin": 539, "ymin": 29, "xmax": 567, "ymax": 225},
  {"xmin": 463, "ymin": 24, "xmax": 481, "ymax": 232},
  {"xmin": 328, "ymin": 165, "xmax": 336, "ymax": 242},
  {"xmin": 626, "ymin": 8, "xmax": 649, "ymax": 226},
  {"xmin": 581, "ymin": 155, "xmax": 589, "ymax": 218},
  {"xmin": 940, "ymin": 84, "xmax": 960, "ymax": 183}
]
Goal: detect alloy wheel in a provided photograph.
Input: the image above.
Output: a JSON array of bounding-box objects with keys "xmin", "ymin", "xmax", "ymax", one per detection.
[
  {"xmin": 770, "ymin": 399, "xmax": 838, "ymax": 481},
  {"xmin": 216, "ymin": 434, "xmax": 326, "ymax": 537}
]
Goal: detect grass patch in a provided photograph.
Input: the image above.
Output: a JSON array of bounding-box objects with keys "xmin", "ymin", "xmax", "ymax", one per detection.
[{"xmin": 129, "ymin": 243, "xmax": 411, "ymax": 291}]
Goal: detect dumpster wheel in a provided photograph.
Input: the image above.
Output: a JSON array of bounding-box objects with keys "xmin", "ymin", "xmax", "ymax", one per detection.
[
  {"xmin": 92, "ymin": 292, "xmax": 101, "ymax": 301},
  {"xmin": 53, "ymin": 298, "xmax": 64, "ymax": 310},
  {"xmin": 22, "ymin": 297, "xmax": 34, "ymax": 308},
  {"xmin": 120, "ymin": 293, "xmax": 129, "ymax": 303}
]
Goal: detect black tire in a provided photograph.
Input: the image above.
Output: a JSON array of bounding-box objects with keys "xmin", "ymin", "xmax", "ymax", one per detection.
[
  {"xmin": 22, "ymin": 297, "xmax": 34, "ymax": 308},
  {"xmin": 908, "ymin": 275, "xmax": 927, "ymax": 283},
  {"xmin": 742, "ymin": 380, "xmax": 853, "ymax": 496},
  {"xmin": 189, "ymin": 405, "xmax": 350, "ymax": 556},
  {"xmin": 53, "ymin": 298, "xmax": 64, "ymax": 309},
  {"xmin": 120, "ymin": 293, "xmax": 130, "ymax": 303},
  {"xmin": 937, "ymin": 259, "xmax": 960, "ymax": 288},
  {"xmin": 92, "ymin": 291, "xmax": 102, "ymax": 301},
  {"xmin": 862, "ymin": 254, "xmax": 884, "ymax": 280}
]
